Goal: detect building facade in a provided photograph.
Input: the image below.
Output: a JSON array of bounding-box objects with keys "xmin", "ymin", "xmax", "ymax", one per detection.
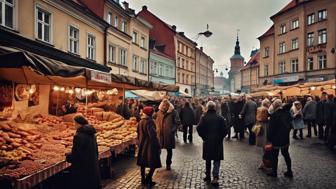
[
  {"xmin": 175, "ymin": 32, "xmax": 197, "ymax": 95},
  {"xmin": 241, "ymin": 50, "xmax": 260, "ymax": 93},
  {"xmin": 258, "ymin": 0, "xmax": 336, "ymax": 86},
  {"xmin": 228, "ymin": 36, "xmax": 245, "ymax": 92},
  {"xmin": 149, "ymin": 48, "xmax": 176, "ymax": 85},
  {"xmin": 195, "ymin": 47, "xmax": 215, "ymax": 96}
]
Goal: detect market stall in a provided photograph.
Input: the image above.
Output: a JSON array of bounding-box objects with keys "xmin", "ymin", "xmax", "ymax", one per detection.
[{"xmin": 0, "ymin": 51, "xmax": 139, "ymax": 189}]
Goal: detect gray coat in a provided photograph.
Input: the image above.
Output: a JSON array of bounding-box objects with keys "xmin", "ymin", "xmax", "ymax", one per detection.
[
  {"xmin": 240, "ymin": 100, "xmax": 257, "ymax": 126},
  {"xmin": 302, "ymin": 100, "xmax": 317, "ymax": 120}
]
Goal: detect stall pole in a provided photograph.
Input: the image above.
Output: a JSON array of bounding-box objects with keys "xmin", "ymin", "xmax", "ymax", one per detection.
[
  {"xmin": 56, "ymin": 91, "xmax": 59, "ymax": 116},
  {"xmin": 85, "ymin": 91, "xmax": 88, "ymax": 115}
]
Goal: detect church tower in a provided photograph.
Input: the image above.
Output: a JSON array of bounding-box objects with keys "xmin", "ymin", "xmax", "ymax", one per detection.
[{"xmin": 228, "ymin": 33, "xmax": 244, "ymax": 92}]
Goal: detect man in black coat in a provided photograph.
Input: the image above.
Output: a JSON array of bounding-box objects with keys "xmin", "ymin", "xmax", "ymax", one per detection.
[
  {"xmin": 66, "ymin": 115, "xmax": 101, "ymax": 189},
  {"xmin": 197, "ymin": 101, "xmax": 227, "ymax": 186},
  {"xmin": 267, "ymin": 100, "xmax": 293, "ymax": 178},
  {"xmin": 180, "ymin": 101, "xmax": 196, "ymax": 143},
  {"xmin": 221, "ymin": 97, "xmax": 231, "ymax": 139},
  {"xmin": 232, "ymin": 96, "xmax": 245, "ymax": 139},
  {"xmin": 316, "ymin": 93, "xmax": 329, "ymax": 140}
]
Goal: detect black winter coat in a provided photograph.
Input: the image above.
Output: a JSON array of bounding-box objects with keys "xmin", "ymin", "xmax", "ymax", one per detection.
[
  {"xmin": 221, "ymin": 102, "xmax": 231, "ymax": 127},
  {"xmin": 268, "ymin": 104, "xmax": 292, "ymax": 148},
  {"xmin": 197, "ymin": 110, "xmax": 227, "ymax": 161},
  {"xmin": 137, "ymin": 116, "xmax": 162, "ymax": 168},
  {"xmin": 316, "ymin": 100, "xmax": 328, "ymax": 125},
  {"xmin": 180, "ymin": 106, "xmax": 196, "ymax": 126},
  {"xmin": 66, "ymin": 125, "xmax": 101, "ymax": 189}
]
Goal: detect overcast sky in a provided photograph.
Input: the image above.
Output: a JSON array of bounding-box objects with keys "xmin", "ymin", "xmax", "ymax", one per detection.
[{"xmin": 128, "ymin": 0, "xmax": 290, "ymax": 77}]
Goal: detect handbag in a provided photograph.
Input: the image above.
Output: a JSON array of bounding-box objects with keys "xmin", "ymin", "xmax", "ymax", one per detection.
[{"xmin": 252, "ymin": 123, "xmax": 262, "ymax": 136}]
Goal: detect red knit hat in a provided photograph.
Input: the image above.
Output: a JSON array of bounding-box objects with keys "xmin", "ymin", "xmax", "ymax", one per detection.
[{"xmin": 142, "ymin": 106, "xmax": 154, "ymax": 117}]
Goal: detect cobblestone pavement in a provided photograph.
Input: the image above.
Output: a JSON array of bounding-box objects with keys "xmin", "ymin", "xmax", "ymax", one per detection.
[{"xmin": 104, "ymin": 129, "xmax": 336, "ymax": 189}]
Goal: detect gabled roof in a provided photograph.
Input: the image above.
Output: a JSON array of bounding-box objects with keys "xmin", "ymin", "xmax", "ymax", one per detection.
[
  {"xmin": 241, "ymin": 50, "xmax": 260, "ymax": 71},
  {"xmin": 258, "ymin": 25, "xmax": 274, "ymax": 40},
  {"xmin": 150, "ymin": 49, "xmax": 175, "ymax": 61},
  {"xmin": 270, "ymin": 0, "xmax": 313, "ymax": 19},
  {"xmin": 138, "ymin": 6, "xmax": 177, "ymax": 34}
]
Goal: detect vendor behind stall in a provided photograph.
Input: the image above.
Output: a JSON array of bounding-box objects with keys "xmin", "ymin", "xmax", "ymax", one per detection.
[{"xmin": 62, "ymin": 99, "xmax": 77, "ymax": 115}]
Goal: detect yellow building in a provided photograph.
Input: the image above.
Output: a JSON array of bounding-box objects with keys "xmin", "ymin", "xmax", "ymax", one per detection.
[
  {"xmin": 241, "ymin": 50, "xmax": 260, "ymax": 93},
  {"xmin": 129, "ymin": 15, "xmax": 152, "ymax": 80},
  {"xmin": 258, "ymin": 0, "xmax": 336, "ymax": 86},
  {"xmin": 1, "ymin": 0, "xmax": 109, "ymax": 68},
  {"xmin": 175, "ymin": 32, "xmax": 197, "ymax": 95}
]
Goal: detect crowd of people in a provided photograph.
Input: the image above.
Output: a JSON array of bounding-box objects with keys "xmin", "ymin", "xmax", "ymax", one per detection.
[{"xmin": 64, "ymin": 92, "xmax": 336, "ymax": 188}]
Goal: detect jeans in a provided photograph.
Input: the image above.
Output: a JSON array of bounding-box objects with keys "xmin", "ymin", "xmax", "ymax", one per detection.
[
  {"xmin": 306, "ymin": 120, "xmax": 317, "ymax": 136},
  {"xmin": 166, "ymin": 148, "xmax": 173, "ymax": 166},
  {"xmin": 271, "ymin": 147, "xmax": 292, "ymax": 173},
  {"xmin": 183, "ymin": 125, "xmax": 193, "ymax": 142},
  {"xmin": 206, "ymin": 160, "xmax": 221, "ymax": 178},
  {"xmin": 247, "ymin": 123, "xmax": 256, "ymax": 145}
]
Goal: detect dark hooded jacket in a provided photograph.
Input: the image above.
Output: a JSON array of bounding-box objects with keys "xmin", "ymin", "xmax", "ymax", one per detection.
[
  {"xmin": 66, "ymin": 125, "xmax": 101, "ymax": 189},
  {"xmin": 180, "ymin": 105, "xmax": 196, "ymax": 126},
  {"xmin": 268, "ymin": 104, "xmax": 292, "ymax": 148},
  {"xmin": 197, "ymin": 109, "xmax": 227, "ymax": 160}
]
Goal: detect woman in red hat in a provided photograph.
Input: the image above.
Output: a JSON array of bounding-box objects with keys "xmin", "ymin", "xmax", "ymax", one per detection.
[{"xmin": 137, "ymin": 106, "xmax": 161, "ymax": 187}]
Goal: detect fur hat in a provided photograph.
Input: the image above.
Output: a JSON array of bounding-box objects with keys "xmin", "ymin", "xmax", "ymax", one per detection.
[{"xmin": 142, "ymin": 106, "xmax": 154, "ymax": 117}]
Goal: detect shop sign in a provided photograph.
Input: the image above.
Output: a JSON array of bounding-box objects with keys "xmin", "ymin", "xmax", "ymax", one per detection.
[
  {"xmin": 273, "ymin": 75, "xmax": 299, "ymax": 84},
  {"xmin": 306, "ymin": 44, "xmax": 326, "ymax": 54},
  {"xmin": 90, "ymin": 71, "xmax": 112, "ymax": 84},
  {"xmin": 307, "ymin": 77, "xmax": 325, "ymax": 82}
]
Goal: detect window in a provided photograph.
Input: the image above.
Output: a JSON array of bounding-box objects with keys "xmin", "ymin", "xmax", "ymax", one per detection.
[
  {"xmin": 36, "ymin": 7, "xmax": 51, "ymax": 43},
  {"xmin": 68, "ymin": 26, "xmax": 79, "ymax": 54},
  {"xmin": 279, "ymin": 61, "xmax": 286, "ymax": 74},
  {"xmin": 159, "ymin": 64, "xmax": 163, "ymax": 76},
  {"xmin": 177, "ymin": 57, "xmax": 180, "ymax": 67},
  {"xmin": 279, "ymin": 42, "xmax": 285, "ymax": 54},
  {"xmin": 140, "ymin": 59, "xmax": 146, "ymax": 73},
  {"xmin": 318, "ymin": 9, "xmax": 327, "ymax": 21},
  {"xmin": 307, "ymin": 57, "xmax": 313, "ymax": 71},
  {"xmin": 280, "ymin": 24, "xmax": 286, "ymax": 34},
  {"xmin": 120, "ymin": 48, "xmax": 126, "ymax": 66},
  {"xmin": 307, "ymin": 13, "xmax": 315, "ymax": 25},
  {"xmin": 291, "ymin": 59, "xmax": 298, "ymax": 73},
  {"xmin": 121, "ymin": 20, "xmax": 126, "ymax": 32},
  {"xmin": 140, "ymin": 37, "xmax": 145, "ymax": 48},
  {"xmin": 307, "ymin": 32, "xmax": 314, "ymax": 47},
  {"xmin": 318, "ymin": 55, "xmax": 327, "ymax": 69},
  {"xmin": 178, "ymin": 43, "xmax": 182, "ymax": 52},
  {"xmin": 151, "ymin": 61, "xmax": 157, "ymax": 75},
  {"xmin": 182, "ymin": 73, "xmax": 185, "ymax": 83},
  {"xmin": 132, "ymin": 55, "xmax": 138, "ymax": 71},
  {"xmin": 291, "ymin": 19, "xmax": 299, "ymax": 30},
  {"xmin": 186, "ymin": 61, "xmax": 189, "ymax": 70},
  {"xmin": 182, "ymin": 59, "xmax": 185, "ymax": 69},
  {"xmin": 0, "ymin": 0, "xmax": 14, "ymax": 28},
  {"xmin": 87, "ymin": 34, "xmax": 95, "ymax": 60},
  {"xmin": 107, "ymin": 12, "xmax": 112, "ymax": 24},
  {"xmin": 264, "ymin": 47, "xmax": 269, "ymax": 58},
  {"xmin": 108, "ymin": 45, "xmax": 116, "ymax": 63},
  {"xmin": 114, "ymin": 16, "xmax": 118, "ymax": 28},
  {"xmin": 292, "ymin": 38, "xmax": 298, "ymax": 50},
  {"xmin": 177, "ymin": 73, "xmax": 180, "ymax": 82},
  {"xmin": 132, "ymin": 31, "xmax": 137, "ymax": 44},
  {"xmin": 165, "ymin": 66, "xmax": 169, "ymax": 77},
  {"xmin": 186, "ymin": 75, "xmax": 189, "ymax": 84},
  {"xmin": 318, "ymin": 29, "xmax": 327, "ymax": 44},
  {"xmin": 264, "ymin": 65, "xmax": 269, "ymax": 76}
]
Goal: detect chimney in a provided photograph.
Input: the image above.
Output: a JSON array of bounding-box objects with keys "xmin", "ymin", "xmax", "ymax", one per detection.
[
  {"xmin": 172, "ymin": 25, "xmax": 176, "ymax": 31},
  {"xmin": 200, "ymin": 47, "xmax": 203, "ymax": 51},
  {"xmin": 142, "ymin": 5, "xmax": 147, "ymax": 10},
  {"xmin": 179, "ymin": 32, "xmax": 184, "ymax": 36},
  {"xmin": 123, "ymin": 1, "xmax": 129, "ymax": 10},
  {"xmin": 149, "ymin": 38, "xmax": 156, "ymax": 50}
]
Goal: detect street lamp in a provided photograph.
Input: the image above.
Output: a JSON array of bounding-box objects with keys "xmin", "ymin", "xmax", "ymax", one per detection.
[{"xmin": 194, "ymin": 24, "xmax": 213, "ymax": 40}]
